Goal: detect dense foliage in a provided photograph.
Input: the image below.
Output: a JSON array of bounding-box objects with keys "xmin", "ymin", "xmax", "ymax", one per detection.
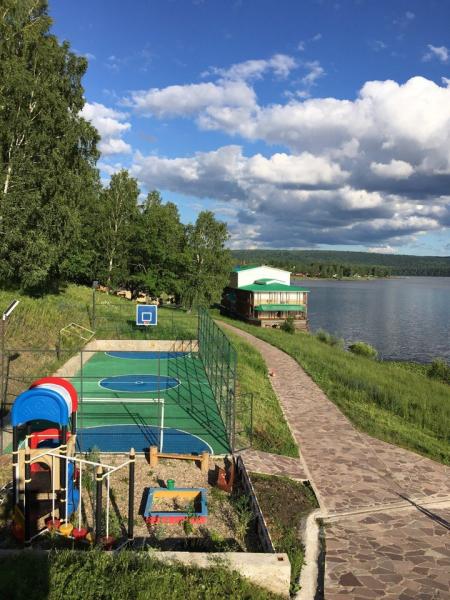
[
  {"xmin": 0, "ymin": 1, "xmax": 231, "ymax": 307},
  {"xmin": 232, "ymin": 249, "xmax": 450, "ymax": 277}
]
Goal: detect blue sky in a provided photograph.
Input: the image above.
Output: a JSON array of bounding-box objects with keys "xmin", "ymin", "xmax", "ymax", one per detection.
[{"xmin": 51, "ymin": 0, "xmax": 450, "ymax": 255}]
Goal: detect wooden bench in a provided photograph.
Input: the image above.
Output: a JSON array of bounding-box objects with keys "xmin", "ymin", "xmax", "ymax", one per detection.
[{"xmin": 149, "ymin": 446, "xmax": 209, "ymax": 474}]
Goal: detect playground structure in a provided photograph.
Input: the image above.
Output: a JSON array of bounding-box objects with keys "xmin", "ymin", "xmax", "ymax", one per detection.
[{"xmin": 10, "ymin": 376, "xmax": 135, "ymax": 546}]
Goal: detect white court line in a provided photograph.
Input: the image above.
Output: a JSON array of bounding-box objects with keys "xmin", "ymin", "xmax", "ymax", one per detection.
[
  {"xmin": 97, "ymin": 376, "xmax": 181, "ymax": 393},
  {"xmin": 104, "ymin": 351, "xmax": 193, "ymax": 360},
  {"xmin": 81, "ymin": 397, "xmax": 165, "ymax": 404},
  {"xmin": 76, "ymin": 423, "xmax": 214, "ymax": 454}
]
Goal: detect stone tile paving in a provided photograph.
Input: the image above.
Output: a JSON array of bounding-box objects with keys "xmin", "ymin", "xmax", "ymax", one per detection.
[
  {"xmin": 325, "ymin": 507, "xmax": 450, "ymax": 600},
  {"xmin": 219, "ymin": 322, "xmax": 450, "ymax": 598},
  {"xmin": 238, "ymin": 448, "xmax": 308, "ymax": 480}
]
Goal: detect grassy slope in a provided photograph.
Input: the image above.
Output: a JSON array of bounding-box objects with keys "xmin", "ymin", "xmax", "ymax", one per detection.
[
  {"xmin": 227, "ymin": 329, "xmax": 298, "ymax": 457},
  {"xmin": 215, "ymin": 315, "xmax": 450, "ymax": 465},
  {"xmin": 0, "ymin": 550, "xmax": 283, "ymax": 600}
]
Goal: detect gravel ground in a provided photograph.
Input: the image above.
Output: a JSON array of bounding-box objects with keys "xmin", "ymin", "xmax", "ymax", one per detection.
[{"xmin": 77, "ymin": 454, "xmax": 249, "ymax": 551}]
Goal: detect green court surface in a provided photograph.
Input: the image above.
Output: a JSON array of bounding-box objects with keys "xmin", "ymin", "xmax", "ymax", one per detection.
[{"xmin": 71, "ymin": 351, "xmax": 230, "ymax": 454}]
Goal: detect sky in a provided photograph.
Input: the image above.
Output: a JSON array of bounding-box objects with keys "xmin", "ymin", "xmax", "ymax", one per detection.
[{"xmin": 50, "ymin": 0, "xmax": 450, "ymax": 256}]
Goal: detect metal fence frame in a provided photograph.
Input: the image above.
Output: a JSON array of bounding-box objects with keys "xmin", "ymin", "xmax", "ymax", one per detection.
[{"xmin": 197, "ymin": 308, "xmax": 238, "ymax": 452}]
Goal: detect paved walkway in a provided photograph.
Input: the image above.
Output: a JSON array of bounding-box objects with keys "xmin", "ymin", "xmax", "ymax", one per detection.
[
  {"xmin": 220, "ymin": 322, "xmax": 450, "ymax": 599},
  {"xmin": 238, "ymin": 448, "xmax": 308, "ymax": 481}
]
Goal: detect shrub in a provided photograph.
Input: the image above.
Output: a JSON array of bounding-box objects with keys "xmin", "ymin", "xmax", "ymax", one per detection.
[
  {"xmin": 315, "ymin": 329, "xmax": 344, "ymax": 348},
  {"xmin": 427, "ymin": 358, "xmax": 450, "ymax": 384},
  {"xmin": 280, "ymin": 316, "xmax": 296, "ymax": 334},
  {"xmin": 348, "ymin": 341, "xmax": 378, "ymax": 360}
]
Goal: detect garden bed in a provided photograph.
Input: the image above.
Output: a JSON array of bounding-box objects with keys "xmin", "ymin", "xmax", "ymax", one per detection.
[{"xmin": 249, "ymin": 473, "xmax": 319, "ymax": 594}]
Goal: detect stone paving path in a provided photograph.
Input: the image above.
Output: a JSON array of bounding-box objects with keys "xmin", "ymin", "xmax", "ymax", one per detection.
[
  {"xmin": 238, "ymin": 448, "xmax": 308, "ymax": 480},
  {"xmin": 220, "ymin": 322, "xmax": 450, "ymax": 599}
]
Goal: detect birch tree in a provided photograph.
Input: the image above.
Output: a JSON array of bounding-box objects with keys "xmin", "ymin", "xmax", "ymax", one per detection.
[{"xmin": 0, "ymin": 0, "xmax": 99, "ymax": 292}]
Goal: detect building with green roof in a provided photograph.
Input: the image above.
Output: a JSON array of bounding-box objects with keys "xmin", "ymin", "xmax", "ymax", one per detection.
[{"xmin": 222, "ymin": 265, "xmax": 309, "ymax": 330}]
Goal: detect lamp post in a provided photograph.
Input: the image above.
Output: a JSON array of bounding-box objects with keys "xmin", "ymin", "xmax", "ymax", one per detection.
[{"xmin": 1, "ymin": 300, "xmax": 19, "ymax": 455}]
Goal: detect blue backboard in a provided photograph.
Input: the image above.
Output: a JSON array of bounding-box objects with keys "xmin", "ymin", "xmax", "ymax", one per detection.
[{"xmin": 136, "ymin": 304, "xmax": 158, "ymax": 326}]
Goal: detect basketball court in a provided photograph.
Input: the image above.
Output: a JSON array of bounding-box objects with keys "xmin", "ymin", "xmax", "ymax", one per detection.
[{"xmin": 72, "ymin": 349, "xmax": 230, "ymax": 455}]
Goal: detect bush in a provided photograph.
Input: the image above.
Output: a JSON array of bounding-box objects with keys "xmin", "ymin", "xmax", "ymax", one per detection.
[
  {"xmin": 280, "ymin": 316, "xmax": 295, "ymax": 334},
  {"xmin": 427, "ymin": 358, "xmax": 450, "ymax": 384},
  {"xmin": 315, "ymin": 329, "xmax": 344, "ymax": 348},
  {"xmin": 348, "ymin": 341, "xmax": 378, "ymax": 360}
]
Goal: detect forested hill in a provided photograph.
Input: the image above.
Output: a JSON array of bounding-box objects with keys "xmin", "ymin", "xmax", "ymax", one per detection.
[{"xmin": 231, "ymin": 250, "xmax": 450, "ymax": 277}]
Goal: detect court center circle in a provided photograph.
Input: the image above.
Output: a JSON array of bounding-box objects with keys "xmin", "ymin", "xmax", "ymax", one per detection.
[{"xmin": 99, "ymin": 374, "xmax": 180, "ymax": 393}]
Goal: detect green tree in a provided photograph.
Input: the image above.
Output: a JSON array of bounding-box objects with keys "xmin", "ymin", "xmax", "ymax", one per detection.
[
  {"xmin": 181, "ymin": 211, "xmax": 231, "ymax": 310},
  {"xmin": 95, "ymin": 170, "xmax": 140, "ymax": 287},
  {"xmin": 136, "ymin": 191, "xmax": 186, "ymax": 296},
  {"xmin": 0, "ymin": 0, "xmax": 100, "ymax": 293}
]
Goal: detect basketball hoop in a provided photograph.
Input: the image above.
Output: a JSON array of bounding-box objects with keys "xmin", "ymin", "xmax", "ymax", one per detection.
[{"xmin": 143, "ymin": 321, "xmax": 150, "ymax": 327}]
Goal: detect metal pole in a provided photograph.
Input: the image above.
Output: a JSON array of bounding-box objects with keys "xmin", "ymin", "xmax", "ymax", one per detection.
[
  {"xmin": 12, "ymin": 426, "xmax": 18, "ymax": 506},
  {"xmin": 128, "ymin": 448, "xmax": 135, "ymax": 542},
  {"xmin": 24, "ymin": 446, "xmax": 31, "ymax": 546},
  {"xmin": 95, "ymin": 466, "xmax": 103, "ymax": 543},
  {"xmin": 92, "ymin": 282, "xmax": 98, "ymax": 330},
  {"xmin": 60, "ymin": 425, "xmax": 67, "ymax": 522}
]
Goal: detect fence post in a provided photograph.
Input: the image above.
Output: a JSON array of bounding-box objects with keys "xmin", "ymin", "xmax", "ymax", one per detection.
[
  {"xmin": 92, "ymin": 283, "xmax": 97, "ymax": 330},
  {"xmin": 95, "ymin": 466, "xmax": 103, "ymax": 543},
  {"xmin": 128, "ymin": 448, "xmax": 135, "ymax": 542}
]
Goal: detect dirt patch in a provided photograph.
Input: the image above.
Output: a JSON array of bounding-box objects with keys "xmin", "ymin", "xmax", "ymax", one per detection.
[
  {"xmin": 250, "ymin": 473, "xmax": 318, "ymax": 534},
  {"xmin": 249, "ymin": 473, "xmax": 319, "ymax": 594}
]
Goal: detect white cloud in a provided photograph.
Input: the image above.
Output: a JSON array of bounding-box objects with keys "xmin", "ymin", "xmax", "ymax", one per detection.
[
  {"xmin": 312, "ymin": 33, "xmax": 322, "ymax": 42},
  {"xmin": 299, "ymin": 60, "xmax": 325, "ymax": 95},
  {"xmin": 370, "ymin": 160, "xmax": 414, "ymax": 179},
  {"xmin": 245, "ymin": 152, "xmax": 348, "ymax": 186},
  {"xmin": 81, "ymin": 102, "xmax": 131, "ymax": 155},
  {"xmin": 423, "ymin": 44, "xmax": 449, "ymax": 63},
  {"xmin": 205, "ymin": 53, "xmax": 297, "ymax": 81},
  {"xmin": 126, "ymin": 68, "xmax": 450, "ymax": 247},
  {"xmin": 367, "ymin": 245, "xmax": 396, "ymax": 254},
  {"xmin": 126, "ymin": 80, "xmax": 256, "ymax": 118}
]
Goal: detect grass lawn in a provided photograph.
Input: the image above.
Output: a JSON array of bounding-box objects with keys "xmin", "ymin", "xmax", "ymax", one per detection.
[
  {"xmin": 0, "ymin": 550, "xmax": 284, "ymax": 600},
  {"xmin": 215, "ymin": 314, "xmax": 450, "ymax": 465},
  {"xmin": 226, "ymin": 329, "xmax": 298, "ymax": 457}
]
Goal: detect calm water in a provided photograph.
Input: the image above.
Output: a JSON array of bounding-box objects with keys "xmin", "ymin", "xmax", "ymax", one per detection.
[{"xmin": 293, "ymin": 277, "xmax": 450, "ymax": 363}]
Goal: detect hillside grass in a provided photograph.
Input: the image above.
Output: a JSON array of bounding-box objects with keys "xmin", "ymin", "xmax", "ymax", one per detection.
[
  {"xmin": 227, "ymin": 329, "xmax": 298, "ymax": 457},
  {"xmin": 0, "ymin": 550, "xmax": 283, "ymax": 600},
  {"xmin": 215, "ymin": 314, "xmax": 450, "ymax": 465}
]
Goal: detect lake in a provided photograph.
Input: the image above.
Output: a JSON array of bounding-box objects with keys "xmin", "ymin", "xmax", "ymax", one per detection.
[{"xmin": 292, "ymin": 277, "xmax": 450, "ymax": 363}]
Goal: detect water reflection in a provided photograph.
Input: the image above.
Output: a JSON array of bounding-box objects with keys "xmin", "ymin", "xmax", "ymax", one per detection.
[{"xmin": 294, "ymin": 277, "xmax": 450, "ymax": 362}]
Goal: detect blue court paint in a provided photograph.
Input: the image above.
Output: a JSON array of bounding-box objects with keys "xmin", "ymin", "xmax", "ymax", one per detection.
[
  {"xmin": 76, "ymin": 424, "xmax": 212, "ymax": 454},
  {"xmin": 99, "ymin": 374, "xmax": 179, "ymax": 393},
  {"xmin": 105, "ymin": 351, "xmax": 189, "ymax": 360}
]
